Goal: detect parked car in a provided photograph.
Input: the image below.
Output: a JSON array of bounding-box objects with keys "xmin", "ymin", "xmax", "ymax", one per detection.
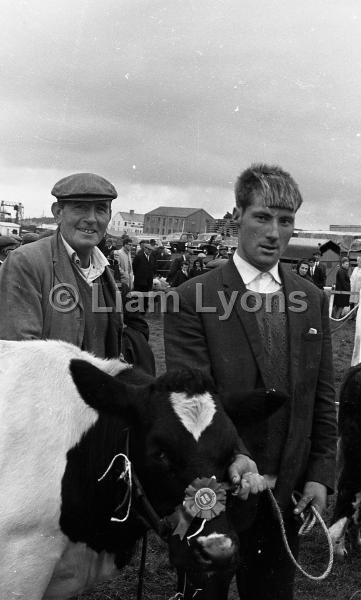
[
  {"xmin": 164, "ymin": 232, "xmax": 197, "ymax": 253},
  {"xmin": 188, "ymin": 233, "xmax": 224, "ymax": 256}
]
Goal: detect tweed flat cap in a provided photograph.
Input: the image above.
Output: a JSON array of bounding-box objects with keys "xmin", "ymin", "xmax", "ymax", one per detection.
[
  {"xmin": 51, "ymin": 173, "xmax": 117, "ymax": 200},
  {"xmin": 22, "ymin": 233, "xmax": 40, "ymax": 244},
  {"xmin": 0, "ymin": 236, "xmax": 19, "ymax": 249}
]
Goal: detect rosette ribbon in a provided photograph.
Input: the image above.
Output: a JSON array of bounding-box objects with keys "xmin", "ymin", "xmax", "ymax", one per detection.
[{"xmin": 173, "ymin": 476, "xmax": 227, "ymax": 540}]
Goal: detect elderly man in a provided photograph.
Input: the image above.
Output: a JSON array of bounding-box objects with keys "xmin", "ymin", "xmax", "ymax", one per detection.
[
  {"xmin": 164, "ymin": 163, "xmax": 337, "ymax": 600},
  {"xmin": 0, "ymin": 236, "xmax": 19, "ymax": 265},
  {"xmin": 0, "ymin": 173, "xmax": 154, "ymax": 371}
]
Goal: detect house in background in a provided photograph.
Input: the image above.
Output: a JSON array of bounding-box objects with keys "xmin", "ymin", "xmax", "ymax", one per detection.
[
  {"xmin": 143, "ymin": 206, "xmax": 214, "ymax": 236},
  {"xmin": 109, "ymin": 209, "xmax": 144, "ymax": 236}
]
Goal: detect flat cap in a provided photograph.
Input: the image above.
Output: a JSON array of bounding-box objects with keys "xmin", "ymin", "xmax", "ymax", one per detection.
[
  {"xmin": 0, "ymin": 236, "xmax": 19, "ymax": 249},
  {"xmin": 22, "ymin": 233, "xmax": 40, "ymax": 244},
  {"xmin": 51, "ymin": 173, "xmax": 117, "ymax": 201}
]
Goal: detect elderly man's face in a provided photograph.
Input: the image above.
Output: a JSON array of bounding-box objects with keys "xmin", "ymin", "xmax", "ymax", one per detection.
[{"xmin": 53, "ymin": 200, "xmax": 111, "ymax": 257}]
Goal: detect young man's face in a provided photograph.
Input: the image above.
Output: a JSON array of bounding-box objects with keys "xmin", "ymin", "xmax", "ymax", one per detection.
[
  {"xmin": 234, "ymin": 194, "xmax": 295, "ymax": 271},
  {"xmin": 53, "ymin": 200, "xmax": 111, "ymax": 257}
]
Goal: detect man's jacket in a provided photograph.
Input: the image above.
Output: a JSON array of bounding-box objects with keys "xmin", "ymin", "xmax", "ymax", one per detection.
[
  {"xmin": 164, "ymin": 259, "xmax": 337, "ymax": 509},
  {"xmin": 0, "ymin": 233, "xmax": 154, "ymax": 372}
]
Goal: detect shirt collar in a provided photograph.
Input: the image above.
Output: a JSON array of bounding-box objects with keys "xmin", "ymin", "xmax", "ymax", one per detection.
[
  {"xmin": 61, "ymin": 234, "xmax": 109, "ymax": 281},
  {"xmin": 233, "ymin": 251, "xmax": 282, "ymax": 286}
]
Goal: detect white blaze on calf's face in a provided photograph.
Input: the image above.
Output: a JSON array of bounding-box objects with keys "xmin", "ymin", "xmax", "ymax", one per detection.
[{"xmin": 170, "ymin": 392, "xmax": 216, "ymax": 441}]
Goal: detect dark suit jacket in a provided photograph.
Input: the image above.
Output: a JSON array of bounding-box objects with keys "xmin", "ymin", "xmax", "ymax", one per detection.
[
  {"xmin": 133, "ymin": 251, "xmax": 155, "ymax": 290},
  {"xmin": 164, "ymin": 260, "xmax": 337, "ymax": 509},
  {"xmin": 312, "ymin": 262, "xmax": 327, "ymax": 289}
]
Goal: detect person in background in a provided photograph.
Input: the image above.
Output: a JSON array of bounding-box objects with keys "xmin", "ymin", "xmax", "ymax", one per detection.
[
  {"xmin": 166, "ymin": 251, "xmax": 191, "ymax": 286},
  {"xmin": 309, "ymin": 250, "xmax": 327, "ymax": 289},
  {"xmin": 171, "ymin": 260, "xmax": 189, "ymax": 287},
  {"xmin": 100, "ymin": 237, "xmax": 117, "ymax": 260},
  {"xmin": 0, "ymin": 173, "xmax": 154, "ymax": 373},
  {"xmin": 350, "ymin": 255, "xmax": 361, "ymax": 310},
  {"xmin": 332, "ymin": 257, "xmax": 351, "ymax": 319},
  {"xmin": 0, "ymin": 236, "xmax": 20, "ymax": 265},
  {"xmin": 133, "ymin": 242, "xmax": 155, "ymax": 311},
  {"xmin": 295, "ymin": 258, "xmax": 313, "ymax": 283},
  {"xmin": 189, "ymin": 257, "xmax": 206, "ymax": 278},
  {"xmin": 214, "ymin": 245, "xmax": 229, "ymax": 260},
  {"xmin": 114, "ymin": 236, "xmax": 134, "ymax": 289},
  {"xmin": 21, "ymin": 233, "xmax": 40, "ymax": 245},
  {"xmin": 164, "ymin": 163, "xmax": 337, "ymax": 600}
]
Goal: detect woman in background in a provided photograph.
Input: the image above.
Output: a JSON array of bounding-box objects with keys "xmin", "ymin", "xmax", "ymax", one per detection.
[
  {"xmin": 189, "ymin": 258, "xmax": 206, "ymax": 278},
  {"xmin": 333, "ymin": 257, "xmax": 350, "ymax": 319},
  {"xmin": 295, "ymin": 258, "xmax": 313, "ymax": 283}
]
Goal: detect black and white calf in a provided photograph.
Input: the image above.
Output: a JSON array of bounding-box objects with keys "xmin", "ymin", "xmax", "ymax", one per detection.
[
  {"xmin": 330, "ymin": 364, "xmax": 361, "ymax": 557},
  {"xmin": 0, "ymin": 340, "xmax": 285, "ymax": 600}
]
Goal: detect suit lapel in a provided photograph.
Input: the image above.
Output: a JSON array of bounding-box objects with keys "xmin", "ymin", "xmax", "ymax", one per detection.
[{"xmin": 221, "ymin": 261, "xmax": 268, "ymax": 386}]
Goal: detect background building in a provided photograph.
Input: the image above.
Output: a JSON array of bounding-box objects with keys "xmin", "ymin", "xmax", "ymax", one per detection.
[
  {"xmin": 110, "ymin": 209, "xmax": 144, "ymax": 236},
  {"xmin": 143, "ymin": 206, "xmax": 214, "ymax": 235}
]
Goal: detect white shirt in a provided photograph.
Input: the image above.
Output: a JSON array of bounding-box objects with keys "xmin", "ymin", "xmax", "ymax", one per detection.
[
  {"xmin": 232, "ymin": 252, "xmax": 282, "ymax": 293},
  {"xmin": 61, "ymin": 235, "xmax": 109, "ymax": 285}
]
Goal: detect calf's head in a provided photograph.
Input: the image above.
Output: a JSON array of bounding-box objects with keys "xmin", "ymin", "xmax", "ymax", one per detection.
[{"xmin": 70, "ymin": 360, "xmax": 286, "ymax": 577}]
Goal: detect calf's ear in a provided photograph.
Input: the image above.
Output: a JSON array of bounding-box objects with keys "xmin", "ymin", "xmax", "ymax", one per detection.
[
  {"xmin": 70, "ymin": 359, "xmax": 152, "ymax": 416},
  {"xmin": 227, "ymin": 388, "xmax": 288, "ymax": 428}
]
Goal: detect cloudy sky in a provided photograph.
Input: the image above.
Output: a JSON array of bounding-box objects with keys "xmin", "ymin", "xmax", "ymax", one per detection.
[{"xmin": 1, "ymin": 0, "xmax": 361, "ymax": 228}]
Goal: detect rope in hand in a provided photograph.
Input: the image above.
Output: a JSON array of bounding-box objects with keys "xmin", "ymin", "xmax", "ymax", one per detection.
[{"xmin": 267, "ymin": 488, "xmax": 334, "ymax": 581}]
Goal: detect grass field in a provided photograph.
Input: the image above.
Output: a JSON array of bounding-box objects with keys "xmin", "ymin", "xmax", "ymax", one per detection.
[{"xmin": 77, "ymin": 314, "xmax": 361, "ymax": 600}]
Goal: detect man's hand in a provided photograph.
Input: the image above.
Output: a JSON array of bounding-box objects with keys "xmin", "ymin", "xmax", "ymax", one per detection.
[
  {"xmin": 293, "ymin": 481, "xmax": 327, "ymax": 516},
  {"xmin": 228, "ymin": 454, "xmax": 266, "ymax": 500}
]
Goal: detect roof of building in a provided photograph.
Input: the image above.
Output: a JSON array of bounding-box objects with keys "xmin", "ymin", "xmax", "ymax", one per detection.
[
  {"xmin": 145, "ymin": 206, "xmax": 212, "ymax": 218},
  {"xmin": 281, "ymin": 238, "xmax": 340, "ymax": 261},
  {"xmin": 112, "ymin": 211, "xmax": 144, "ymax": 222}
]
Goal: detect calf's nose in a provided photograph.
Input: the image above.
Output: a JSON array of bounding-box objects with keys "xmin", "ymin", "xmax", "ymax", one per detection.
[{"xmin": 191, "ymin": 533, "xmax": 237, "ymax": 569}]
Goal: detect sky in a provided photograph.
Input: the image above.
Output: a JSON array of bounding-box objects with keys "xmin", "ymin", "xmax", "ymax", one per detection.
[{"xmin": 1, "ymin": 0, "xmax": 361, "ymax": 228}]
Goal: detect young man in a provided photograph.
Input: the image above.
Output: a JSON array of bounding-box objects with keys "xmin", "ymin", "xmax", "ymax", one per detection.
[
  {"xmin": 0, "ymin": 173, "xmax": 153, "ymax": 371},
  {"xmin": 164, "ymin": 163, "xmax": 337, "ymax": 600},
  {"xmin": 310, "ymin": 250, "xmax": 327, "ymax": 289},
  {"xmin": 114, "ymin": 236, "xmax": 134, "ymax": 289}
]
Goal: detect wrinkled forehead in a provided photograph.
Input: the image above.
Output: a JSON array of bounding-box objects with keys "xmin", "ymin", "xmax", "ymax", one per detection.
[{"xmin": 62, "ymin": 198, "xmax": 111, "ymax": 208}]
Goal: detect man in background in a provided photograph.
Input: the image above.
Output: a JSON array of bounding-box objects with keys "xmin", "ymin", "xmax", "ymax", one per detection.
[
  {"xmin": 133, "ymin": 242, "xmax": 155, "ymax": 311},
  {"xmin": 0, "ymin": 236, "xmax": 19, "ymax": 265},
  {"xmin": 310, "ymin": 250, "xmax": 327, "ymax": 289},
  {"xmin": 114, "ymin": 236, "xmax": 134, "ymax": 289}
]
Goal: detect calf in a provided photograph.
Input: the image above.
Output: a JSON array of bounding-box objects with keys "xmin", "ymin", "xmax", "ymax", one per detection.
[
  {"xmin": 330, "ymin": 364, "xmax": 361, "ymax": 557},
  {"xmin": 0, "ymin": 339, "xmax": 285, "ymax": 599}
]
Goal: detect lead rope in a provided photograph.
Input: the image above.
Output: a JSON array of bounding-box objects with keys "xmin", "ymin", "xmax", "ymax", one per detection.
[
  {"xmin": 137, "ymin": 533, "xmax": 148, "ymax": 600},
  {"xmin": 267, "ymin": 488, "xmax": 334, "ymax": 581}
]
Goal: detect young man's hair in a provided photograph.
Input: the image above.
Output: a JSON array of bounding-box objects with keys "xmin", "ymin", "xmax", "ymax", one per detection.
[{"xmin": 234, "ymin": 163, "xmax": 303, "ymax": 212}]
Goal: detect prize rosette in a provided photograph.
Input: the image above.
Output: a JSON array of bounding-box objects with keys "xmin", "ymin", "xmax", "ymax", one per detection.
[{"xmin": 183, "ymin": 476, "xmax": 227, "ymax": 521}]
